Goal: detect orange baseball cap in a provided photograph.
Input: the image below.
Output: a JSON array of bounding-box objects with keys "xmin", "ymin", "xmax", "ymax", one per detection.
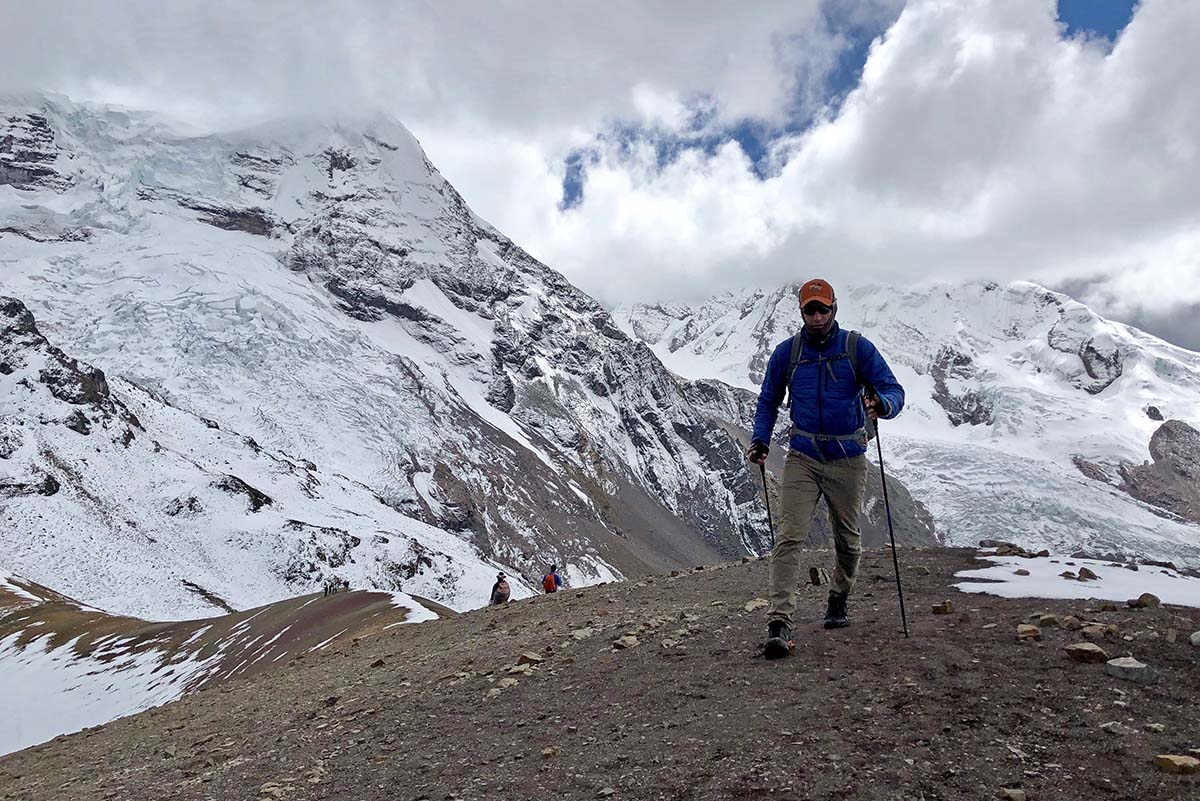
[{"xmin": 800, "ymin": 278, "xmax": 835, "ymax": 306}]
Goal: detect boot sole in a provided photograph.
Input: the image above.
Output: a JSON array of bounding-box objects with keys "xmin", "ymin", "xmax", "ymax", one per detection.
[
  {"xmin": 763, "ymin": 637, "xmax": 794, "ymax": 660},
  {"xmin": 822, "ymin": 620, "xmax": 850, "ymax": 630}
]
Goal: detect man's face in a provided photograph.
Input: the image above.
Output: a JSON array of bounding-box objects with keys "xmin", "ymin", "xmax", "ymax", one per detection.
[{"xmin": 802, "ymin": 301, "xmax": 837, "ymax": 337}]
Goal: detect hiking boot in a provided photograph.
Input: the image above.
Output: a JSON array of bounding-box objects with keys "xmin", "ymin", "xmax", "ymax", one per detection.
[
  {"xmin": 823, "ymin": 590, "xmax": 850, "ymax": 629},
  {"xmin": 763, "ymin": 620, "xmax": 794, "ymax": 660}
]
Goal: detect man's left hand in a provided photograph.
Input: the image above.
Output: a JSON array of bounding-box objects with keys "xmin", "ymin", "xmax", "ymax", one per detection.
[{"xmin": 865, "ymin": 393, "xmax": 886, "ymax": 421}]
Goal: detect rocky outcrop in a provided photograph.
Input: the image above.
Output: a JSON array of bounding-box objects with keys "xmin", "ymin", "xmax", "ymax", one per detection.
[
  {"xmin": 1119, "ymin": 420, "xmax": 1200, "ymax": 523},
  {"xmin": 0, "ymin": 112, "xmax": 68, "ymax": 192},
  {"xmin": 1048, "ymin": 320, "xmax": 1124, "ymax": 395},
  {"xmin": 930, "ymin": 345, "xmax": 994, "ymax": 426}
]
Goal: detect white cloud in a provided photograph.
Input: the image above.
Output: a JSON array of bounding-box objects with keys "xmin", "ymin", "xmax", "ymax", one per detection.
[{"xmin": 2, "ymin": 0, "xmax": 1197, "ymax": 345}]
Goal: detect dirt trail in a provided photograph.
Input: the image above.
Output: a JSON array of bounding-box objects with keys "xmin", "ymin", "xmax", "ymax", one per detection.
[{"xmin": 2, "ymin": 547, "xmax": 1198, "ymax": 800}]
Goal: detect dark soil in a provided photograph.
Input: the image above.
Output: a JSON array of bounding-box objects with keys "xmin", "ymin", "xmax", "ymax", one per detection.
[{"xmin": 2, "ymin": 547, "xmax": 1198, "ymax": 800}]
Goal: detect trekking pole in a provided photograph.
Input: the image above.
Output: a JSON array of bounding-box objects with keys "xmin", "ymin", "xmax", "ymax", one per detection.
[
  {"xmin": 873, "ymin": 423, "xmax": 909, "ymax": 639},
  {"xmin": 759, "ymin": 462, "xmax": 775, "ymax": 551}
]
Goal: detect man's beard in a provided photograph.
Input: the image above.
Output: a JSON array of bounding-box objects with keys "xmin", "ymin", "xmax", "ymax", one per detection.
[{"xmin": 806, "ymin": 319, "xmax": 836, "ymax": 343}]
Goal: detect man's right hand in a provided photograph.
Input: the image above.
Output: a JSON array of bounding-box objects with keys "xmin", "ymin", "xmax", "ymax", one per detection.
[{"xmin": 745, "ymin": 441, "xmax": 769, "ymax": 465}]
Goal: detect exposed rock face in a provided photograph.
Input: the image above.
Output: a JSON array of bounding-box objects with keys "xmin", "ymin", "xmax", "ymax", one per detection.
[
  {"xmin": 0, "ymin": 112, "xmax": 68, "ymax": 192},
  {"xmin": 930, "ymin": 345, "xmax": 994, "ymax": 426},
  {"xmin": 1119, "ymin": 420, "xmax": 1200, "ymax": 524},
  {"xmin": 1047, "ymin": 315, "xmax": 1125, "ymax": 395},
  {"xmin": 1, "ymin": 297, "xmax": 127, "ymax": 431}
]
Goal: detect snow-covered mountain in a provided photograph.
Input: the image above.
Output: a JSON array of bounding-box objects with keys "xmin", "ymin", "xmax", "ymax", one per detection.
[
  {"xmin": 4, "ymin": 93, "xmax": 929, "ymax": 619},
  {"xmin": 614, "ymin": 281, "xmax": 1200, "ymax": 565},
  {"xmin": 0, "ymin": 295, "xmax": 525, "ymax": 618}
]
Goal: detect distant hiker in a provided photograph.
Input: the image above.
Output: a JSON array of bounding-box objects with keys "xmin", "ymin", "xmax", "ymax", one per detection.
[
  {"xmin": 746, "ymin": 278, "xmax": 905, "ymax": 659},
  {"xmin": 542, "ymin": 565, "xmax": 563, "ymax": 594},
  {"xmin": 324, "ymin": 576, "xmax": 350, "ymax": 596},
  {"xmin": 490, "ymin": 572, "xmax": 511, "ymax": 605}
]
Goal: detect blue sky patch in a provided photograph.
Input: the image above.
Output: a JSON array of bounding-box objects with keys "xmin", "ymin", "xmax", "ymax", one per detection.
[
  {"xmin": 1057, "ymin": 0, "xmax": 1138, "ymax": 41},
  {"xmin": 559, "ymin": 0, "xmax": 902, "ymax": 210}
]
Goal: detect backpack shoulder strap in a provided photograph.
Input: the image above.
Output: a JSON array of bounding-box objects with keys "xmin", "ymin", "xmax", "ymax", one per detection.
[
  {"xmin": 784, "ymin": 333, "xmax": 803, "ymax": 407},
  {"xmin": 846, "ymin": 330, "xmax": 861, "ymax": 384}
]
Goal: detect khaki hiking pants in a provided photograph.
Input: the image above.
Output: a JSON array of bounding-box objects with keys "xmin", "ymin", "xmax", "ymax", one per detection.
[{"xmin": 768, "ymin": 449, "xmax": 867, "ymax": 627}]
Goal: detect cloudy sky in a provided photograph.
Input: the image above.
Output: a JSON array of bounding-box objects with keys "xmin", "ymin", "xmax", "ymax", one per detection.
[{"xmin": 3, "ymin": 0, "xmax": 1198, "ymax": 347}]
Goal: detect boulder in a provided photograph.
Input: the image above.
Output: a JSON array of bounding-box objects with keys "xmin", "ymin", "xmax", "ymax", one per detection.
[
  {"xmin": 1152, "ymin": 755, "xmax": 1200, "ymax": 775},
  {"xmin": 1127, "ymin": 593, "xmax": 1161, "ymax": 609},
  {"xmin": 1104, "ymin": 656, "xmax": 1158, "ymax": 685},
  {"xmin": 1064, "ymin": 643, "xmax": 1109, "ymax": 663}
]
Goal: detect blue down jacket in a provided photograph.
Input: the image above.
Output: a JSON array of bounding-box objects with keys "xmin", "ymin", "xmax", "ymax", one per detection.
[{"xmin": 751, "ymin": 323, "xmax": 905, "ymax": 461}]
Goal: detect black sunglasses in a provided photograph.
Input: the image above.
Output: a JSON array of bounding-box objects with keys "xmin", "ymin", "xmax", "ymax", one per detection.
[{"xmin": 802, "ymin": 302, "xmax": 833, "ymax": 316}]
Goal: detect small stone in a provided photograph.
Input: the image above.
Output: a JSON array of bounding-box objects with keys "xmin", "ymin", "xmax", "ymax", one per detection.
[
  {"xmin": 1100, "ymin": 721, "xmax": 1133, "ymax": 736},
  {"xmin": 1061, "ymin": 615, "xmax": 1083, "ymax": 630},
  {"xmin": 809, "ymin": 567, "xmax": 830, "ymax": 586},
  {"xmin": 1036, "ymin": 549, "xmax": 1050, "ymax": 557},
  {"xmin": 1060, "ymin": 571, "xmax": 1077, "ymax": 580},
  {"xmin": 1153, "ymin": 755, "xmax": 1200, "ymax": 774},
  {"xmin": 1104, "ymin": 656, "xmax": 1158, "ymax": 685},
  {"xmin": 741, "ymin": 556, "xmax": 751, "ymax": 564},
  {"xmin": 1143, "ymin": 723, "xmax": 1166, "ymax": 733},
  {"xmin": 743, "ymin": 598, "xmax": 769, "ymax": 613},
  {"xmin": 1013, "ymin": 569, "xmax": 1031, "ymax": 576},
  {"xmin": 497, "ymin": 677, "xmax": 519, "ymax": 689},
  {"xmin": 1188, "ymin": 631, "xmax": 1200, "ymax": 647},
  {"xmin": 1063, "ymin": 642, "xmax": 1109, "ymax": 663},
  {"xmin": 485, "ymin": 688, "xmax": 502, "ymax": 699},
  {"xmin": 932, "ymin": 601, "xmax": 954, "ymax": 615},
  {"xmin": 597, "ymin": 788, "xmax": 617, "ymax": 798},
  {"xmin": 612, "ymin": 635, "xmax": 639, "ymax": 649},
  {"xmin": 1077, "ymin": 567, "xmax": 1099, "ymax": 581},
  {"xmin": 1017, "ymin": 624, "xmax": 1041, "ymax": 641},
  {"xmin": 912, "ymin": 565, "xmax": 931, "ymax": 576},
  {"xmin": 517, "ymin": 652, "xmax": 544, "ymax": 665},
  {"xmin": 1127, "ymin": 593, "xmax": 1161, "ymax": 609},
  {"xmin": 1165, "ymin": 629, "xmax": 1177, "ymax": 644},
  {"xmin": 508, "ymin": 663, "xmax": 534, "ymax": 676},
  {"xmin": 570, "ymin": 627, "xmax": 596, "ymax": 641},
  {"xmin": 542, "ymin": 746, "xmax": 561, "ymax": 759},
  {"xmin": 997, "ymin": 789, "xmax": 1026, "ymax": 801},
  {"xmin": 370, "ymin": 658, "xmax": 385, "ymax": 668},
  {"xmin": 661, "ymin": 639, "xmax": 678, "ymax": 649},
  {"xmin": 1036, "ymin": 613, "xmax": 1060, "ymax": 627}
]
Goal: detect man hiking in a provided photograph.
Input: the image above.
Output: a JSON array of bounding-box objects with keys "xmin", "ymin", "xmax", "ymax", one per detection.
[
  {"xmin": 746, "ymin": 278, "xmax": 905, "ymax": 660},
  {"xmin": 490, "ymin": 572, "xmax": 511, "ymax": 605}
]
